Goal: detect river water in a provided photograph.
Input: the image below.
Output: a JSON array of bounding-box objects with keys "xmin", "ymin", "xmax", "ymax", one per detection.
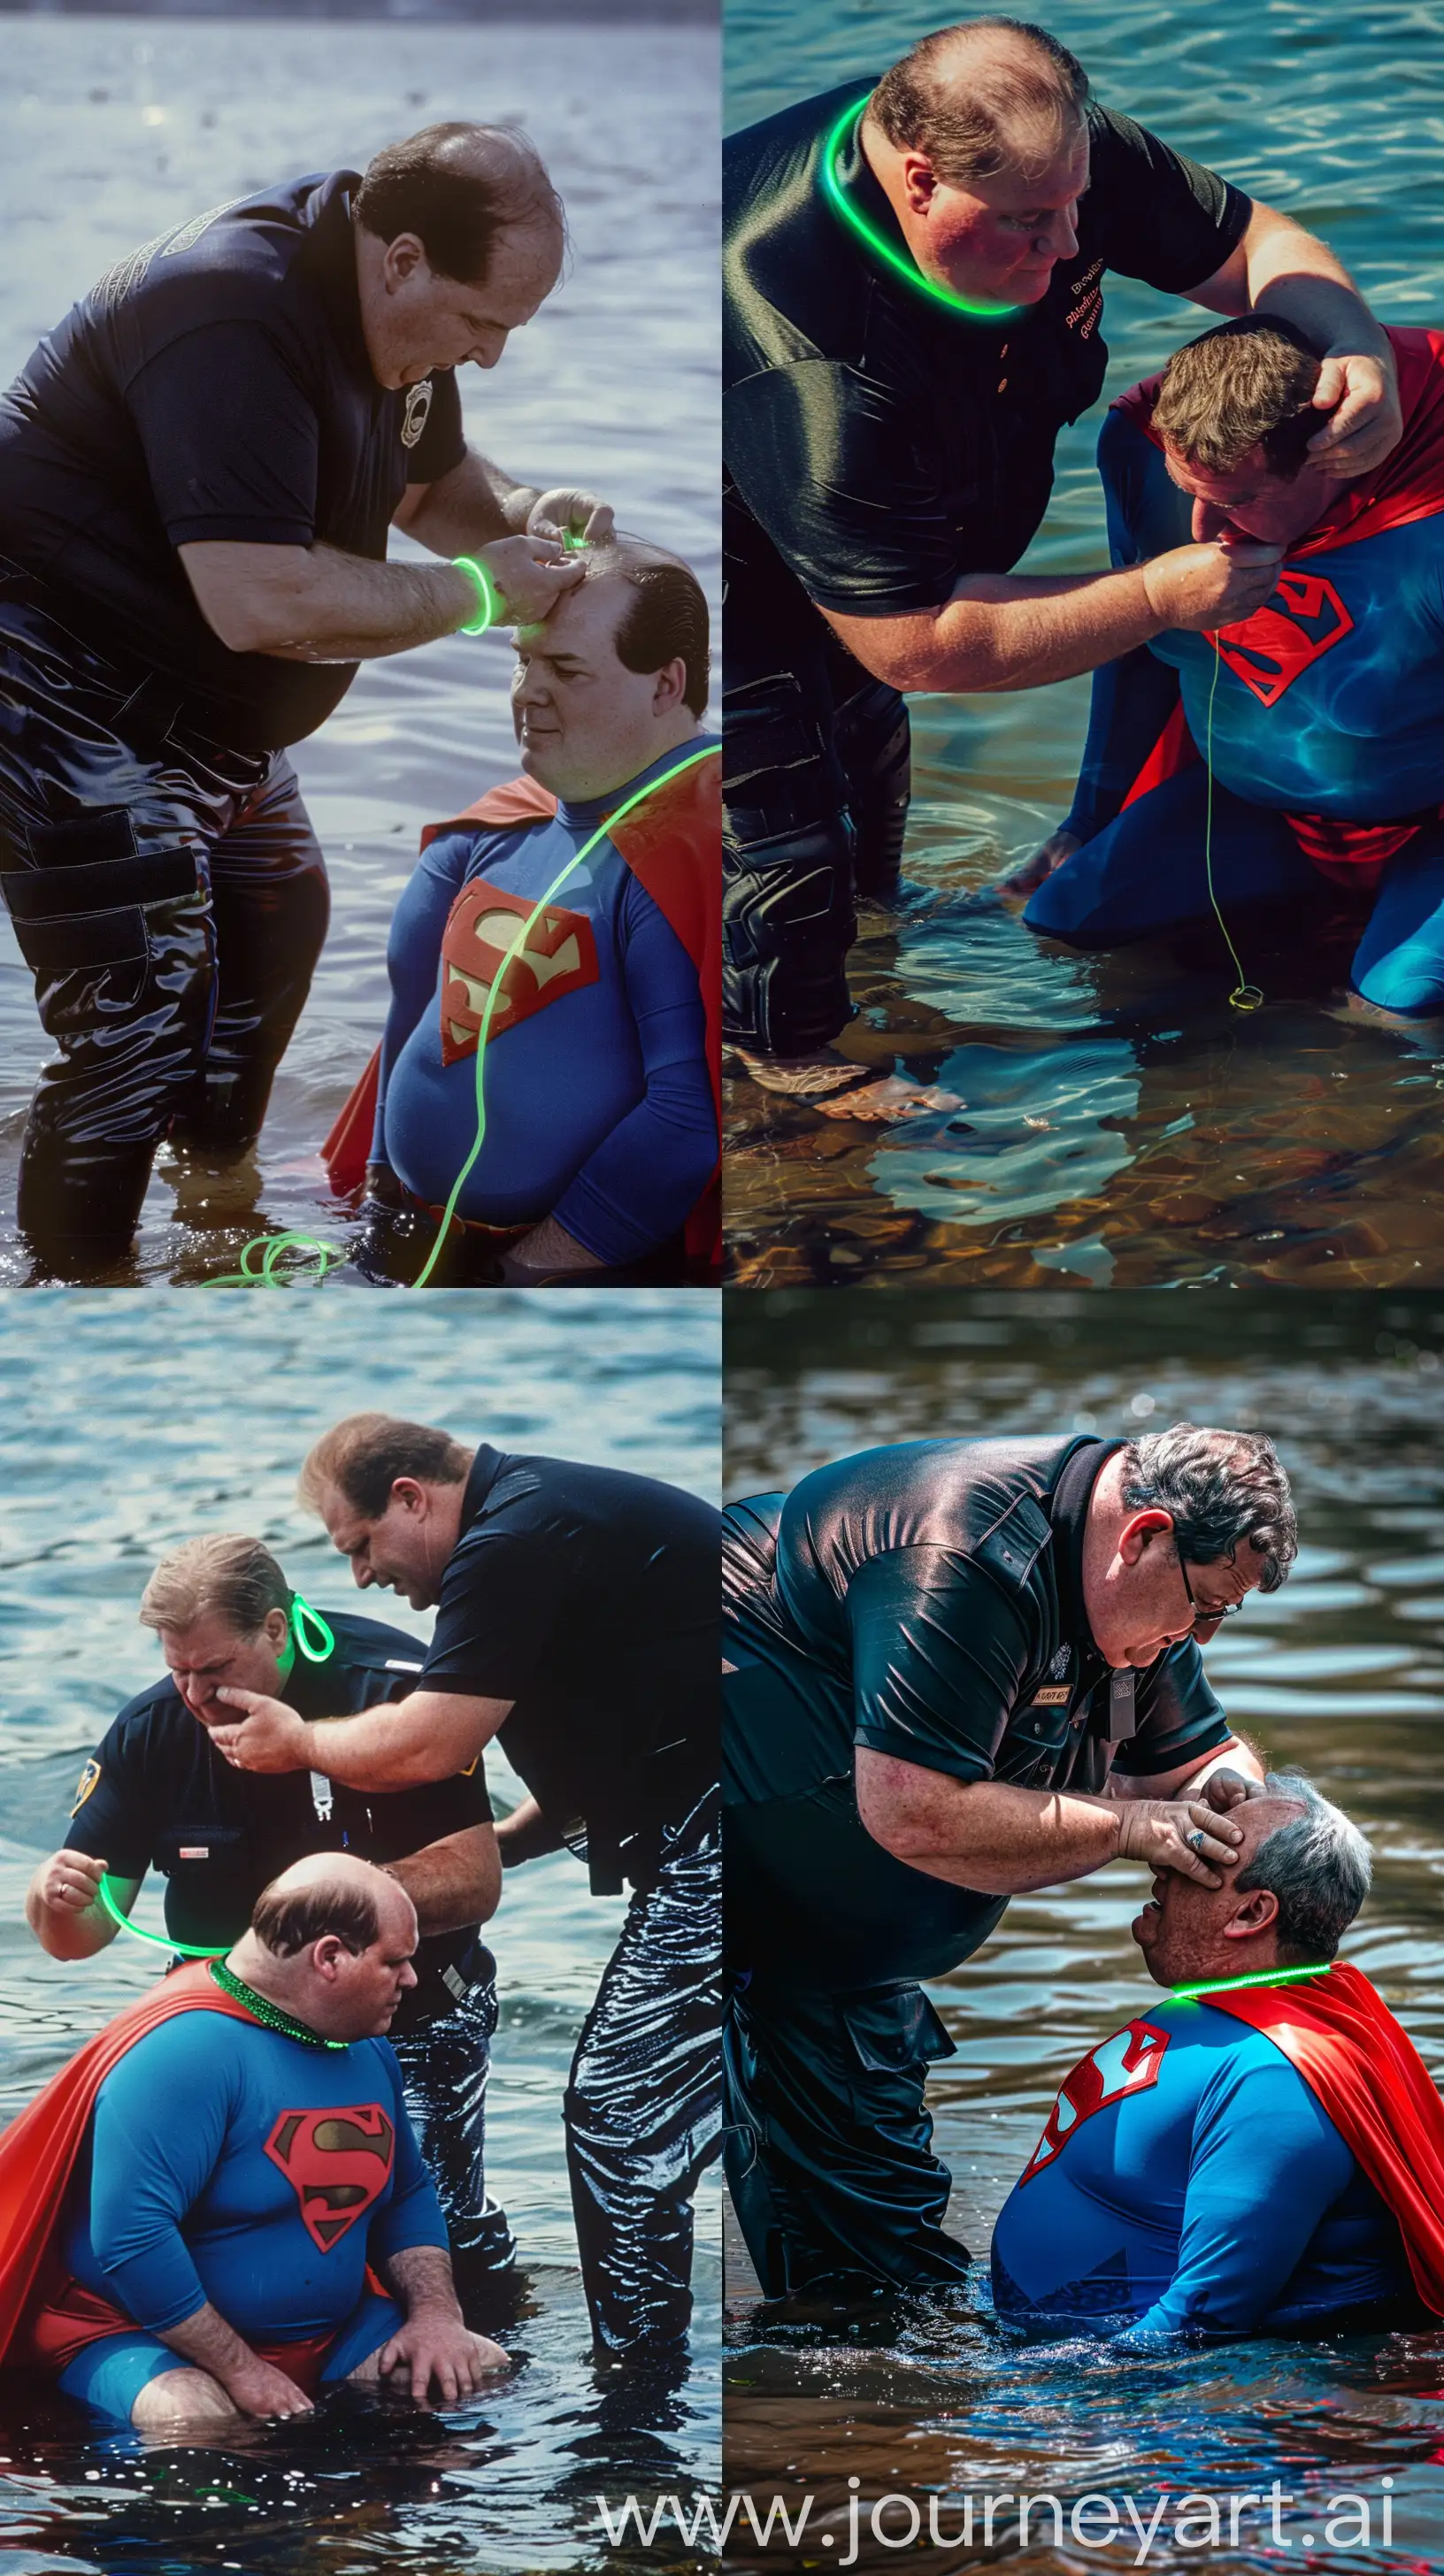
[
  {"xmin": 0, "ymin": 12, "xmax": 718, "ymax": 1287},
  {"xmin": 0, "ymin": 1287, "xmax": 721, "ymax": 2573},
  {"xmin": 724, "ymin": 0, "xmax": 1444, "ymax": 1292},
  {"xmin": 723, "ymin": 1288, "xmax": 1444, "ymax": 2571}
]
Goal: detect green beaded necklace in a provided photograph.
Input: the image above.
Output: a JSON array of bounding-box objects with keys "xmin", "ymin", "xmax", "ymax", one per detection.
[{"xmin": 208, "ymin": 1957, "xmax": 348, "ymax": 2051}]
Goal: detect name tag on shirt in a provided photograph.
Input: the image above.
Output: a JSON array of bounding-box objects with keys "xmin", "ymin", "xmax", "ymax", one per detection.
[
  {"xmin": 178, "ymin": 1845, "xmax": 210, "ymax": 1859},
  {"xmin": 1030, "ymin": 1685, "xmax": 1071, "ymax": 1707}
]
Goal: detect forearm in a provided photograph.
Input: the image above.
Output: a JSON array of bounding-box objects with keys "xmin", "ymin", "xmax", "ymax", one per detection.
[
  {"xmin": 1243, "ymin": 217, "xmax": 1392, "ymax": 359},
  {"xmin": 384, "ymin": 2242, "xmax": 463, "ymax": 2319},
  {"xmin": 403, "ymin": 450, "xmax": 539, "ymax": 555},
  {"xmin": 387, "ymin": 1828, "xmax": 500, "ymax": 1931},
  {"xmin": 155, "ymin": 2298, "xmax": 260, "ymax": 2386},
  {"xmin": 495, "ymin": 1794, "xmax": 566, "ymax": 1866},
  {"xmin": 242, "ymin": 543, "xmax": 478, "ymax": 662},
  {"xmin": 867, "ymin": 1774, "xmax": 1124, "ymax": 1893},
  {"xmin": 845, "ymin": 564, "xmax": 1164, "ymax": 695}
]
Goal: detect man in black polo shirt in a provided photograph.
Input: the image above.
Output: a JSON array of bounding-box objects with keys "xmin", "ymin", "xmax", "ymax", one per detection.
[
  {"xmin": 0, "ymin": 122, "xmax": 609, "ymax": 1261},
  {"xmin": 722, "ymin": 1423, "xmax": 1297, "ymax": 2296},
  {"xmin": 723, "ymin": 18, "xmax": 1402, "ymax": 1110},
  {"xmin": 207, "ymin": 1413, "xmax": 720, "ymax": 2367},
  {"xmin": 25, "ymin": 1534, "xmax": 515, "ymax": 2309}
]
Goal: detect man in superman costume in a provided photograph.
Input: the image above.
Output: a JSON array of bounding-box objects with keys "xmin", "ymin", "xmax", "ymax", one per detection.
[
  {"xmin": 0, "ymin": 1853, "xmax": 505, "ymax": 2430},
  {"xmin": 324, "ymin": 540, "xmax": 720, "ymax": 1284},
  {"xmin": 992, "ymin": 1771, "xmax": 1444, "ymax": 2338},
  {"xmin": 1016, "ymin": 318, "xmax": 1444, "ymax": 1016}
]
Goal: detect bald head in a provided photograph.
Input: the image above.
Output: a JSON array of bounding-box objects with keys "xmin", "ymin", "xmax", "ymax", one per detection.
[
  {"xmin": 869, "ymin": 16, "xmax": 1089, "ymax": 190},
  {"xmin": 1133, "ymin": 1772, "xmax": 1371, "ymax": 1990},
  {"xmin": 511, "ymin": 533, "xmax": 709, "ymax": 800},
  {"xmin": 231, "ymin": 1852, "xmax": 419, "ymax": 2042}
]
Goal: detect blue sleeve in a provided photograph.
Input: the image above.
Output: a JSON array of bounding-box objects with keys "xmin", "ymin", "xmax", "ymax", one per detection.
[
  {"xmin": 373, "ymin": 830, "xmax": 472, "ymax": 1168},
  {"xmin": 550, "ymin": 870, "xmax": 718, "ymax": 1266},
  {"xmin": 1125, "ymin": 2047, "xmax": 1356, "ymax": 2339},
  {"xmin": 1064, "ymin": 407, "xmax": 1183, "ymax": 845},
  {"xmin": 369, "ymin": 2046, "xmax": 449, "ymax": 2262},
  {"xmin": 87, "ymin": 2015, "xmax": 237, "ymax": 2331}
]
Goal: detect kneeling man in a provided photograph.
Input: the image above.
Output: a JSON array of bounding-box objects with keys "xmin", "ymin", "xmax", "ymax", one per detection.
[
  {"xmin": 992, "ymin": 1774, "xmax": 1444, "ymax": 2337},
  {"xmin": 1018, "ymin": 318, "xmax": 1444, "ymax": 1016},
  {"xmin": 329, "ymin": 541, "xmax": 720, "ymax": 1284},
  {"xmin": 4, "ymin": 1855, "xmax": 506, "ymax": 2427}
]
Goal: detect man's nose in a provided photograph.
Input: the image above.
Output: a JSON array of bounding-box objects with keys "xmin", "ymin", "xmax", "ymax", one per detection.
[
  {"xmin": 398, "ymin": 1960, "xmax": 418, "ymax": 1990},
  {"xmin": 1192, "ymin": 497, "xmax": 1233, "ymax": 544},
  {"xmin": 1036, "ymin": 200, "xmax": 1079, "ymax": 261},
  {"xmin": 354, "ymin": 1561, "xmax": 373, "ymax": 1590}
]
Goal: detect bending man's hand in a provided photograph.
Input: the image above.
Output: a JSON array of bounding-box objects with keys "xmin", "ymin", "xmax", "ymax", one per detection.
[
  {"xmin": 35, "ymin": 1849, "xmax": 110, "ymax": 1913},
  {"xmin": 526, "ymin": 487, "xmax": 614, "ymax": 546},
  {"xmin": 1306, "ymin": 347, "xmax": 1402, "ymax": 478},
  {"xmin": 378, "ymin": 2310, "xmax": 509, "ymax": 2407},
  {"xmin": 209, "ymin": 1690, "xmax": 311, "ymax": 1773},
  {"xmin": 477, "ymin": 534, "xmax": 584, "ymax": 623},
  {"xmin": 1116, "ymin": 1795, "xmax": 1246, "ymax": 1888}
]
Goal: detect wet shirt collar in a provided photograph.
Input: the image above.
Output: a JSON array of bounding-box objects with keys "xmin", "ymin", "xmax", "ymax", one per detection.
[{"xmin": 1048, "ymin": 1436, "xmax": 1125, "ymax": 1653}]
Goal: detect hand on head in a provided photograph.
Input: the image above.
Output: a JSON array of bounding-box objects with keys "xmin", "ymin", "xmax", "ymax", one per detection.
[{"xmin": 1132, "ymin": 1785, "xmax": 1311, "ymax": 1989}]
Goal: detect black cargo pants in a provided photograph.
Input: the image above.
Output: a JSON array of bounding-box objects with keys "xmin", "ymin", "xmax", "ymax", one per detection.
[{"xmin": 0, "ymin": 571, "xmax": 329, "ymax": 1249}]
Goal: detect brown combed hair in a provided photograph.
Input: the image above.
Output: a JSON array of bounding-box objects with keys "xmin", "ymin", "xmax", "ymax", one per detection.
[
  {"xmin": 251, "ymin": 1874, "xmax": 380, "ymax": 1959},
  {"xmin": 1152, "ymin": 317, "xmax": 1324, "ymax": 481},
  {"xmin": 300, "ymin": 1413, "xmax": 472, "ymax": 1522},
  {"xmin": 355, "ymin": 121, "xmax": 564, "ymax": 287},
  {"xmin": 870, "ymin": 16, "xmax": 1089, "ymax": 189},
  {"xmin": 140, "ymin": 1535, "xmax": 291, "ymax": 1638},
  {"xmin": 591, "ymin": 546, "xmax": 710, "ymax": 717}
]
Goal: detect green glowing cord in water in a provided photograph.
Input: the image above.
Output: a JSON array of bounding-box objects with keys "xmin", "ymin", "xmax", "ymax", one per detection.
[
  {"xmin": 1171, "ymin": 1960, "xmax": 1332, "ymax": 2003},
  {"xmin": 205, "ymin": 743, "xmax": 722, "ymax": 1290},
  {"xmin": 1202, "ymin": 631, "xmax": 1265, "ymax": 1013}
]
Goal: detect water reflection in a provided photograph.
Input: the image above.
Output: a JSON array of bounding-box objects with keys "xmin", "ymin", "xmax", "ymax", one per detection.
[
  {"xmin": 723, "ymin": 1292, "xmax": 1444, "ymax": 2565},
  {"xmin": 724, "ymin": 0, "xmax": 1444, "ymax": 1287}
]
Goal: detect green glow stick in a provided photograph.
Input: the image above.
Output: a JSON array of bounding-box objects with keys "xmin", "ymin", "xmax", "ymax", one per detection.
[
  {"xmin": 289, "ymin": 1592, "xmax": 335, "ymax": 1663},
  {"xmin": 453, "ymin": 555, "xmax": 500, "ymax": 635},
  {"xmin": 411, "ymin": 741, "xmax": 722, "ymax": 1288},
  {"xmin": 821, "ymin": 97, "xmax": 1022, "ymax": 321},
  {"xmin": 97, "ymin": 1874, "xmax": 226, "ymax": 1958},
  {"xmin": 1171, "ymin": 1960, "xmax": 1333, "ymax": 2003}
]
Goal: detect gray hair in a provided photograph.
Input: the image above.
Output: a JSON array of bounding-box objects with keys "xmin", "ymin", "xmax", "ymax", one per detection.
[
  {"xmin": 140, "ymin": 1535, "xmax": 291, "ymax": 1638},
  {"xmin": 1121, "ymin": 1423, "xmax": 1297, "ymax": 1591},
  {"xmin": 1234, "ymin": 1769, "xmax": 1372, "ymax": 1962}
]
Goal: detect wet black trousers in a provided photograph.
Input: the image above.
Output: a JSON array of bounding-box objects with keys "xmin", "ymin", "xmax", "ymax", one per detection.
[
  {"xmin": 722, "ymin": 560, "xmax": 911, "ymax": 1058},
  {"xmin": 0, "ymin": 579, "xmax": 329, "ymax": 1250},
  {"xmin": 565, "ymin": 1791, "xmax": 722, "ymax": 2363},
  {"xmin": 388, "ymin": 1971, "xmax": 517, "ymax": 2283},
  {"xmin": 723, "ymin": 1974, "xmax": 972, "ymax": 2296}
]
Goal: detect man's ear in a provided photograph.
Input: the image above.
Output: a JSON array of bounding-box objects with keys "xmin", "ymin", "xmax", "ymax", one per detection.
[
  {"xmin": 311, "ymin": 1935, "xmax": 350, "ymax": 1980},
  {"xmin": 381, "ymin": 232, "xmax": 427, "ymax": 289},
  {"xmin": 388, "ymin": 1476, "xmax": 429, "ymax": 1519},
  {"xmin": 1222, "ymin": 1885, "xmax": 1280, "ymax": 1940},
  {"xmin": 652, "ymin": 657, "xmax": 688, "ymax": 717},
  {"xmin": 1117, "ymin": 1507, "xmax": 1175, "ymax": 1568}
]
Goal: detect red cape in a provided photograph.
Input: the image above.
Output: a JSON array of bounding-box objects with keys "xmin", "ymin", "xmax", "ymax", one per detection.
[
  {"xmin": 1112, "ymin": 327, "xmax": 1444, "ymax": 881},
  {"xmin": 322, "ymin": 755, "xmax": 721, "ymax": 1276},
  {"xmin": 0, "ymin": 1964, "xmax": 256, "ymax": 2366},
  {"xmin": 1206, "ymin": 1960, "xmax": 1444, "ymax": 2313}
]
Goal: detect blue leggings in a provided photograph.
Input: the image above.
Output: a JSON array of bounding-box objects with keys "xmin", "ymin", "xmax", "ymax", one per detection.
[
  {"xmin": 57, "ymin": 2287, "xmax": 403, "ymax": 2427},
  {"xmin": 1025, "ymin": 766, "xmax": 1444, "ymax": 1016}
]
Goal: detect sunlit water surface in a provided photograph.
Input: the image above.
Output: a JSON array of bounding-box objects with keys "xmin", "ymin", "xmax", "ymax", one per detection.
[
  {"xmin": 724, "ymin": 0, "xmax": 1444, "ymax": 1291},
  {"xmin": 722, "ymin": 1292, "xmax": 1444, "ymax": 2570},
  {"xmin": 0, "ymin": 1290, "xmax": 720, "ymax": 2573},
  {"xmin": 0, "ymin": 15, "xmax": 718, "ymax": 1286}
]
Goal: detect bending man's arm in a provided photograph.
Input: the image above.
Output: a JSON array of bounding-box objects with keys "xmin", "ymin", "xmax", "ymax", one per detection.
[
  {"xmin": 208, "ymin": 1687, "xmax": 511, "ymax": 1789},
  {"xmin": 178, "ymin": 534, "xmax": 583, "ymax": 665},
  {"xmin": 386, "ymin": 1821, "xmax": 501, "ymax": 1931},
  {"xmin": 392, "ymin": 449, "xmax": 614, "ymax": 554},
  {"xmin": 1185, "ymin": 200, "xmax": 1400, "ymax": 475},
  {"xmin": 854, "ymin": 1747, "xmax": 1249, "ymax": 1893}
]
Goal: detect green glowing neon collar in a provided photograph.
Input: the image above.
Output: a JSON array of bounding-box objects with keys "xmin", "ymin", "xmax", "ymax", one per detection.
[
  {"xmin": 1171, "ymin": 1961, "xmax": 1333, "ymax": 2004},
  {"xmin": 821, "ymin": 97, "xmax": 1023, "ymax": 322}
]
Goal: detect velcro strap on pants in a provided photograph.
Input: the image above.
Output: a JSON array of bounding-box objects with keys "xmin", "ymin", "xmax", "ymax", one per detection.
[{"xmin": 2, "ymin": 846, "xmax": 201, "ymax": 921}]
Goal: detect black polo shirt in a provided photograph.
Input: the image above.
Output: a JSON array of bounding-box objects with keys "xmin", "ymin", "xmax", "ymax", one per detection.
[
  {"xmin": 0, "ymin": 172, "xmax": 466, "ymax": 752},
  {"xmin": 62, "ymin": 1606, "xmax": 493, "ymax": 2031},
  {"xmin": 723, "ymin": 82, "xmax": 1250, "ymax": 655},
  {"xmin": 420, "ymin": 1446, "xmax": 721, "ymax": 1892},
  {"xmin": 723, "ymin": 1435, "xmax": 1233, "ymax": 1988}
]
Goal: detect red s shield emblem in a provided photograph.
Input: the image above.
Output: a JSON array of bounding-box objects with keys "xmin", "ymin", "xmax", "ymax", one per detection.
[
  {"xmin": 1018, "ymin": 2020, "xmax": 1171, "ymax": 2186},
  {"xmin": 265, "ymin": 2103, "xmax": 395, "ymax": 2251},
  {"xmin": 440, "ymin": 878, "xmax": 599, "ymax": 1064},
  {"xmin": 1213, "ymin": 569, "xmax": 1355, "ymax": 707}
]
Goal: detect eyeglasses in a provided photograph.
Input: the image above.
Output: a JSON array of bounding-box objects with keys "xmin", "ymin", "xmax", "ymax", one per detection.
[{"xmin": 1177, "ymin": 1548, "xmax": 1246, "ymax": 1629}]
